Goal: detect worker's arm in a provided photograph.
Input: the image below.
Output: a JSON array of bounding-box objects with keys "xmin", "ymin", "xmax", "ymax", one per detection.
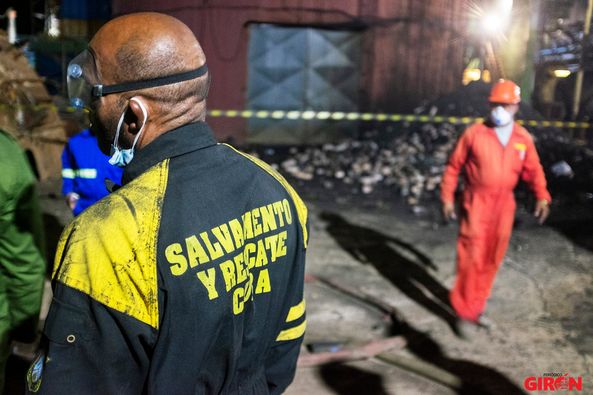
[
  {"xmin": 27, "ymin": 283, "xmax": 156, "ymax": 394},
  {"xmin": 265, "ymin": 224, "xmax": 308, "ymax": 395},
  {"xmin": 521, "ymin": 138, "xmax": 552, "ymax": 224},
  {"xmin": 265, "ymin": 298, "xmax": 306, "ymax": 395},
  {"xmin": 0, "ymin": 152, "xmax": 46, "ymax": 343},
  {"xmin": 440, "ymin": 128, "xmax": 473, "ymax": 220},
  {"xmin": 15, "ymin": 182, "xmax": 46, "ymax": 261},
  {"xmin": 27, "ymin": 212, "xmax": 158, "ymax": 394}
]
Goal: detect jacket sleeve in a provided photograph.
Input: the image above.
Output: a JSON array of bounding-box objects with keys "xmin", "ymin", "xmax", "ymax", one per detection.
[
  {"xmin": 28, "ymin": 209, "xmax": 159, "ymax": 395},
  {"xmin": 16, "ymin": 181, "xmax": 46, "ymax": 260},
  {"xmin": 265, "ymin": 222, "xmax": 308, "ymax": 395},
  {"xmin": 28, "ymin": 283, "xmax": 157, "ymax": 395},
  {"xmin": 440, "ymin": 127, "xmax": 473, "ymax": 204},
  {"xmin": 61, "ymin": 143, "xmax": 75, "ymax": 196},
  {"xmin": 0, "ymin": 159, "xmax": 46, "ymax": 343},
  {"xmin": 521, "ymin": 137, "xmax": 552, "ymax": 203}
]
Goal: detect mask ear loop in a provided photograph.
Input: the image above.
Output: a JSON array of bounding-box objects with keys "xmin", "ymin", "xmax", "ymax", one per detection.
[
  {"xmin": 129, "ymin": 97, "xmax": 148, "ymax": 150},
  {"xmin": 112, "ymin": 110, "xmax": 127, "ymax": 150}
]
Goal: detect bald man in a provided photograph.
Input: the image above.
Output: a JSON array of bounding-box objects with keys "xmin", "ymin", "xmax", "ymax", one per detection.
[{"xmin": 27, "ymin": 13, "xmax": 308, "ymax": 394}]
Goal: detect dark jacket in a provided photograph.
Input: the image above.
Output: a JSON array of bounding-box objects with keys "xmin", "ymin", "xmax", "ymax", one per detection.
[{"xmin": 30, "ymin": 122, "xmax": 308, "ymax": 394}]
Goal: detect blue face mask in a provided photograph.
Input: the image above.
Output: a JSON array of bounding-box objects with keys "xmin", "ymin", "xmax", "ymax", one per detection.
[{"xmin": 109, "ymin": 97, "xmax": 148, "ymax": 167}]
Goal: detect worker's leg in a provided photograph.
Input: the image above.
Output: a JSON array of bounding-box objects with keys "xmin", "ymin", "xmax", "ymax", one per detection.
[
  {"xmin": 450, "ymin": 233, "xmax": 489, "ymax": 321},
  {"xmin": 472, "ymin": 195, "xmax": 516, "ymax": 307},
  {"xmin": 451, "ymin": 192, "xmax": 515, "ymax": 321},
  {"xmin": 450, "ymin": 191, "xmax": 491, "ymax": 321}
]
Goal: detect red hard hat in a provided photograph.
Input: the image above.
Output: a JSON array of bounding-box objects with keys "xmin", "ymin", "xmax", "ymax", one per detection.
[{"xmin": 489, "ymin": 79, "xmax": 521, "ymax": 104}]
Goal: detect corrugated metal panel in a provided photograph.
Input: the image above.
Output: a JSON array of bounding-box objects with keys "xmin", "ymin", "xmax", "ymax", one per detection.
[{"xmin": 247, "ymin": 24, "xmax": 361, "ymax": 144}]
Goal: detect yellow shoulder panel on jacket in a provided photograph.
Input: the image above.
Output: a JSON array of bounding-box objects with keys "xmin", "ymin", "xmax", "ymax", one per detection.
[
  {"xmin": 53, "ymin": 160, "xmax": 169, "ymax": 329},
  {"xmin": 223, "ymin": 144, "xmax": 308, "ymax": 248}
]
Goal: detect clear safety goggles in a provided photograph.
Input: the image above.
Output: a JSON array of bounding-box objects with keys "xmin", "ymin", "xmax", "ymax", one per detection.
[{"xmin": 67, "ymin": 49, "xmax": 209, "ymax": 110}]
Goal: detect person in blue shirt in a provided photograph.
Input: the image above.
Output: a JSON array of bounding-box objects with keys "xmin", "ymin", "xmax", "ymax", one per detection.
[{"xmin": 61, "ymin": 128, "xmax": 123, "ymax": 216}]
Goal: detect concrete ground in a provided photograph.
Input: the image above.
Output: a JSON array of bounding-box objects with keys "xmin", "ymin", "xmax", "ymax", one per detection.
[
  {"xmin": 7, "ymin": 185, "xmax": 593, "ymax": 395},
  {"xmin": 287, "ymin": 199, "xmax": 593, "ymax": 395}
]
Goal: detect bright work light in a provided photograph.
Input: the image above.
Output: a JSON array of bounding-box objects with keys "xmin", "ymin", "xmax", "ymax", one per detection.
[{"xmin": 553, "ymin": 69, "xmax": 571, "ymax": 78}]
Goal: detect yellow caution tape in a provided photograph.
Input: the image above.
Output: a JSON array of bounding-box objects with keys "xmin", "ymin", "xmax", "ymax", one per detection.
[
  {"xmin": 0, "ymin": 103, "xmax": 590, "ymax": 129},
  {"xmin": 206, "ymin": 109, "xmax": 592, "ymax": 129}
]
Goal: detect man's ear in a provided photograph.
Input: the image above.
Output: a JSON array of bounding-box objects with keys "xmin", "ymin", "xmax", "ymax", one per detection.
[{"xmin": 127, "ymin": 98, "xmax": 148, "ymax": 134}]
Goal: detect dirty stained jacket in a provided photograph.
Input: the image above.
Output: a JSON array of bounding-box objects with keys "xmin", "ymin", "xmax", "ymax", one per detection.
[
  {"xmin": 31, "ymin": 122, "xmax": 309, "ymax": 395},
  {"xmin": 440, "ymin": 122, "xmax": 552, "ymax": 204}
]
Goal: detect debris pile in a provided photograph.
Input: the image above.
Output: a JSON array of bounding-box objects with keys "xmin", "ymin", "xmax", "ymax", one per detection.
[
  {"xmin": 249, "ymin": 81, "xmax": 593, "ymax": 209},
  {"xmin": 0, "ymin": 29, "xmax": 67, "ymax": 180},
  {"xmin": 265, "ymin": 123, "xmax": 458, "ymax": 206}
]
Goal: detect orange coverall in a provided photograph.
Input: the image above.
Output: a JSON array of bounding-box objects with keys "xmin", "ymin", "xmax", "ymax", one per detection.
[{"xmin": 441, "ymin": 122, "xmax": 551, "ymax": 321}]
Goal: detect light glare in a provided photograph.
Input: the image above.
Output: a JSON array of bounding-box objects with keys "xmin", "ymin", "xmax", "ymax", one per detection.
[
  {"xmin": 553, "ymin": 69, "xmax": 571, "ymax": 78},
  {"xmin": 483, "ymin": 14, "xmax": 502, "ymax": 35},
  {"xmin": 499, "ymin": 0, "xmax": 513, "ymax": 15},
  {"xmin": 463, "ymin": 68, "xmax": 482, "ymax": 85}
]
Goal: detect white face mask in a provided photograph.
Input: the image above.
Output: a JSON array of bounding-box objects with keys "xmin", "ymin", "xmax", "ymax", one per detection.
[
  {"xmin": 108, "ymin": 97, "xmax": 148, "ymax": 168},
  {"xmin": 490, "ymin": 106, "xmax": 513, "ymax": 127}
]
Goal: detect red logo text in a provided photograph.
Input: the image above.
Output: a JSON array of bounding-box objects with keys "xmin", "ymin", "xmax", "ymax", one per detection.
[{"xmin": 524, "ymin": 373, "xmax": 583, "ymax": 392}]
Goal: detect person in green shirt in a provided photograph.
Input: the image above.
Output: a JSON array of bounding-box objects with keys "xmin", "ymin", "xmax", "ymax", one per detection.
[{"xmin": 0, "ymin": 129, "xmax": 46, "ymax": 394}]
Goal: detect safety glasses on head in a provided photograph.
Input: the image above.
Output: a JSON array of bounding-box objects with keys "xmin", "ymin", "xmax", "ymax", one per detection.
[{"xmin": 67, "ymin": 49, "xmax": 209, "ymax": 110}]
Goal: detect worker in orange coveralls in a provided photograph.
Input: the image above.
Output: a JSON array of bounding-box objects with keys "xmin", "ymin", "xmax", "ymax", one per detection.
[{"xmin": 441, "ymin": 80, "xmax": 551, "ymax": 332}]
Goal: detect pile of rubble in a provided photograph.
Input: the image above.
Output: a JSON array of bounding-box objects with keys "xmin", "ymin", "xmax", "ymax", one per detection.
[
  {"xmin": 0, "ymin": 29, "xmax": 67, "ymax": 180},
  {"xmin": 250, "ymin": 81, "xmax": 593, "ymax": 209},
  {"xmin": 262, "ymin": 123, "xmax": 458, "ymax": 206}
]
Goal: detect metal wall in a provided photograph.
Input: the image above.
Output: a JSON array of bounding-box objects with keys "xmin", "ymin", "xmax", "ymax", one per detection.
[
  {"xmin": 247, "ymin": 24, "xmax": 362, "ymax": 144},
  {"xmin": 111, "ymin": 0, "xmax": 469, "ymax": 142}
]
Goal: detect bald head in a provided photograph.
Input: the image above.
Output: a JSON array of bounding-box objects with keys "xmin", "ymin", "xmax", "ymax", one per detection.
[{"xmin": 91, "ymin": 13, "xmax": 209, "ymax": 123}]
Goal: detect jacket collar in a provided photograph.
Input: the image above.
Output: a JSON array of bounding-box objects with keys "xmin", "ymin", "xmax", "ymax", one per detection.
[
  {"xmin": 122, "ymin": 122, "xmax": 217, "ymax": 185},
  {"xmin": 484, "ymin": 120, "xmax": 520, "ymax": 134}
]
